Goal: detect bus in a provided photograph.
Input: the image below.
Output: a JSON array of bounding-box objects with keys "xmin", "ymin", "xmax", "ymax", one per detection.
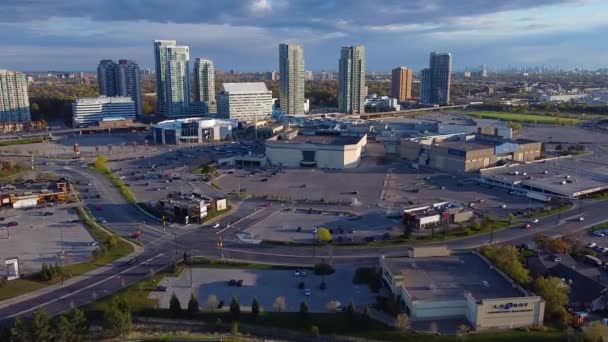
[{"xmin": 584, "ymin": 255, "xmax": 603, "ymax": 267}]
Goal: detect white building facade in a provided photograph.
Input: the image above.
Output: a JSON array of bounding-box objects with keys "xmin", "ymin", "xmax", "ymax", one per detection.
[
  {"xmin": 217, "ymin": 82, "xmax": 273, "ymax": 123},
  {"xmin": 0, "ymin": 70, "xmax": 31, "ymax": 122},
  {"xmin": 72, "ymin": 96, "xmax": 135, "ymax": 127}
]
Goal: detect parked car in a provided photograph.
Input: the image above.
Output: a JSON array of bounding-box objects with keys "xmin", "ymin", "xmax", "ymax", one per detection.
[
  {"xmin": 88, "ymin": 241, "xmax": 99, "ymax": 247},
  {"xmin": 593, "ymin": 231, "xmax": 606, "ymax": 237},
  {"xmin": 154, "ymin": 285, "xmax": 167, "ymax": 292},
  {"xmin": 7, "ymin": 222, "xmax": 18, "ymax": 227},
  {"xmin": 43, "ymin": 212, "xmax": 54, "ymax": 216},
  {"xmin": 213, "ymin": 223, "xmax": 220, "ymax": 229},
  {"xmin": 587, "ymin": 242, "xmax": 597, "ymax": 248},
  {"xmin": 294, "ymin": 270, "xmax": 301, "ymax": 276},
  {"xmin": 304, "ymin": 289, "xmax": 311, "ymax": 296}
]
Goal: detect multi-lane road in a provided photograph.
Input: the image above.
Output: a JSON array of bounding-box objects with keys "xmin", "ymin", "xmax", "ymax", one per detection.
[{"xmin": 1, "ymin": 160, "xmax": 607, "ymax": 324}]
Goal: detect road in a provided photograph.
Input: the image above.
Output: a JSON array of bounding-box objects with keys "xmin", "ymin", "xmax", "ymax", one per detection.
[{"xmin": 1, "ymin": 161, "xmax": 607, "ymax": 324}]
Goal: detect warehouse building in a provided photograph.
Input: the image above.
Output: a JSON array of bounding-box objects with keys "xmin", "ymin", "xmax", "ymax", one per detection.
[
  {"xmin": 380, "ymin": 248, "xmax": 545, "ymax": 331},
  {"xmin": 152, "ymin": 118, "xmax": 237, "ymax": 145},
  {"xmin": 400, "ymin": 130, "xmax": 542, "ymax": 173},
  {"xmin": 265, "ymin": 129, "xmax": 367, "ymax": 169}
]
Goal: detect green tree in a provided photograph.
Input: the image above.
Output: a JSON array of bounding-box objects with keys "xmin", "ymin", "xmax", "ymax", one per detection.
[
  {"xmin": 187, "ymin": 293, "xmax": 199, "ymax": 317},
  {"xmin": 345, "ymin": 301, "xmax": 357, "ymax": 320},
  {"xmin": 230, "ymin": 296, "xmax": 240, "ymax": 319},
  {"xmin": 299, "ymin": 301, "xmax": 309, "ymax": 317},
  {"xmin": 10, "ymin": 317, "xmax": 30, "ymax": 342},
  {"xmin": 31, "ymin": 308, "xmax": 53, "ymax": 342},
  {"xmin": 310, "ymin": 325, "xmax": 320, "ymax": 337},
  {"xmin": 251, "ymin": 297, "xmax": 260, "ymax": 316},
  {"xmin": 70, "ymin": 308, "xmax": 89, "ymax": 341},
  {"xmin": 361, "ymin": 306, "xmax": 372, "ymax": 326},
  {"xmin": 533, "ymin": 277, "xmax": 570, "ymax": 327},
  {"xmin": 56, "ymin": 315, "xmax": 74, "ymax": 342},
  {"xmin": 316, "ymin": 227, "xmax": 332, "ymax": 242},
  {"xmin": 104, "ymin": 297, "xmax": 132, "ymax": 337},
  {"xmin": 231, "ymin": 321, "xmax": 239, "ymax": 335},
  {"xmin": 479, "ymin": 245, "xmax": 531, "ymax": 284},
  {"xmin": 169, "ymin": 292, "xmax": 182, "ymax": 317}
]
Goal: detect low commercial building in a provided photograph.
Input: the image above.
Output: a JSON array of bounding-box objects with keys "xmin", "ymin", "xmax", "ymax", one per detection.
[
  {"xmin": 0, "ymin": 181, "xmax": 70, "ymax": 208},
  {"xmin": 72, "ymin": 96, "xmax": 135, "ymax": 127},
  {"xmin": 152, "ymin": 118, "xmax": 237, "ymax": 145},
  {"xmin": 265, "ymin": 129, "xmax": 367, "ymax": 169},
  {"xmin": 364, "ymin": 94, "xmax": 401, "ymax": 112},
  {"xmin": 403, "ymin": 201, "xmax": 473, "ymax": 230},
  {"xmin": 217, "ymin": 82, "xmax": 273, "ymax": 123},
  {"xmin": 400, "ymin": 131, "xmax": 542, "ymax": 173},
  {"xmin": 380, "ymin": 248, "xmax": 545, "ymax": 331},
  {"xmin": 479, "ymin": 157, "xmax": 608, "ymax": 199}
]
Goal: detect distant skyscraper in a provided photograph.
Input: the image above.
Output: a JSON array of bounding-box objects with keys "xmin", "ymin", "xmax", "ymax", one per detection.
[
  {"xmin": 279, "ymin": 44, "xmax": 305, "ymax": 115},
  {"xmin": 429, "ymin": 52, "xmax": 452, "ymax": 105},
  {"xmin": 265, "ymin": 71, "xmax": 278, "ymax": 81},
  {"xmin": 97, "ymin": 59, "xmax": 142, "ymax": 116},
  {"xmin": 419, "ymin": 68, "xmax": 431, "ymax": 104},
  {"xmin": 304, "ymin": 70, "xmax": 313, "ymax": 81},
  {"xmin": 391, "ymin": 66, "xmax": 413, "ymax": 101},
  {"xmin": 338, "ymin": 45, "xmax": 365, "ymax": 114},
  {"xmin": 116, "ymin": 60, "xmax": 142, "ymax": 116},
  {"xmin": 154, "ymin": 40, "xmax": 191, "ymax": 116},
  {"xmin": 194, "ymin": 58, "xmax": 216, "ymax": 113},
  {"xmin": 0, "ymin": 69, "xmax": 31, "ymax": 122},
  {"xmin": 97, "ymin": 60, "xmax": 117, "ymax": 96}
]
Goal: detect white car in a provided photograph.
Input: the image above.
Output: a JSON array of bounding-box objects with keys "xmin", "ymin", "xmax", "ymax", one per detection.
[
  {"xmin": 304, "ymin": 289, "xmax": 311, "ymax": 296},
  {"xmin": 579, "ymin": 217, "xmax": 585, "ymax": 221},
  {"xmin": 294, "ymin": 270, "xmax": 301, "ymax": 276},
  {"xmin": 593, "ymin": 231, "xmax": 606, "ymax": 237},
  {"xmin": 531, "ymin": 219, "xmax": 540, "ymax": 223},
  {"xmin": 602, "ymin": 247, "xmax": 608, "ymax": 254},
  {"xmin": 500, "ymin": 204, "xmax": 507, "ymax": 209},
  {"xmin": 587, "ymin": 242, "xmax": 597, "ymax": 248},
  {"xmin": 212, "ymin": 223, "xmax": 220, "ymax": 229},
  {"xmin": 301, "ymin": 271, "xmax": 307, "ymax": 277}
]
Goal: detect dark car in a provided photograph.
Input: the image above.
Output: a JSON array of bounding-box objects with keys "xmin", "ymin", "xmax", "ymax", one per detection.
[
  {"xmin": 228, "ymin": 279, "xmax": 236, "ymax": 286},
  {"xmin": 43, "ymin": 212, "xmax": 54, "ymax": 216},
  {"xmin": 7, "ymin": 222, "xmax": 18, "ymax": 227},
  {"xmin": 154, "ymin": 285, "xmax": 167, "ymax": 292},
  {"xmin": 236, "ymin": 279, "xmax": 243, "ymax": 287}
]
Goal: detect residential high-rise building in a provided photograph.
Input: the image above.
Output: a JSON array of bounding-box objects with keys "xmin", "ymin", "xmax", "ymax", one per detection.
[
  {"xmin": 265, "ymin": 71, "xmax": 278, "ymax": 81},
  {"xmin": 154, "ymin": 40, "xmax": 191, "ymax": 116},
  {"xmin": 420, "ymin": 52, "xmax": 451, "ymax": 105},
  {"xmin": 279, "ymin": 44, "xmax": 305, "ymax": 115},
  {"xmin": 194, "ymin": 58, "xmax": 216, "ymax": 113},
  {"xmin": 97, "ymin": 59, "xmax": 142, "ymax": 116},
  {"xmin": 116, "ymin": 60, "xmax": 142, "ymax": 116},
  {"xmin": 391, "ymin": 66, "xmax": 413, "ymax": 101},
  {"xmin": 97, "ymin": 60, "xmax": 117, "ymax": 96},
  {"xmin": 0, "ymin": 70, "xmax": 31, "ymax": 122},
  {"xmin": 338, "ymin": 45, "xmax": 365, "ymax": 114}
]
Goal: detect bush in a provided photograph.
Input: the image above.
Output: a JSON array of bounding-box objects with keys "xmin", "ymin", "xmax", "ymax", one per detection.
[
  {"xmin": 310, "ymin": 325, "xmax": 320, "ymax": 337},
  {"xmin": 316, "ymin": 227, "xmax": 332, "ymax": 243},
  {"xmin": 230, "ymin": 297, "xmax": 240, "ymax": 319},
  {"xmin": 169, "ymin": 292, "xmax": 182, "ymax": 317},
  {"xmin": 251, "ymin": 298, "xmax": 260, "ymax": 316}
]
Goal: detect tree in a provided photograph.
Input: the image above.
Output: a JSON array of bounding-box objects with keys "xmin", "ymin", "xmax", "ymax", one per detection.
[
  {"xmin": 104, "ymin": 297, "xmax": 132, "ymax": 337},
  {"xmin": 31, "ymin": 308, "xmax": 53, "ymax": 342},
  {"xmin": 230, "ymin": 321, "xmax": 239, "ymax": 335},
  {"xmin": 345, "ymin": 301, "xmax": 357, "ymax": 320},
  {"xmin": 230, "ymin": 296, "xmax": 240, "ymax": 319},
  {"xmin": 187, "ymin": 293, "xmax": 199, "ymax": 317},
  {"xmin": 251, "ymin": 298, "xmax": 260, "ymax": 316},
  {"xmin": 395, "ymin": 313, "xmax": 411, "ymax": 332},
  {"xmin": 69, "ymin": 308, "xmax": 89, "ymax": 342},
  {"xmin": 534, "ymin": 277, "xmax": 570, "ymax": 327},
  {"xmin": 57, "ymin": 315, "xmax": 74, "ymax": 342},
  {"xmin": 316, "ymin": 227, "xmax": 332, "ymax": 242},
  {"xmin": 555, "ymin": 144, "xmax": 563, "ymax": 151},
  {"xmin": 207, "ymin": 294, "xmax": 219, "ymax": 311},
  {"xmin": 313, "ymin": 263, "xmax": 335, "ymax": 275},
  {"xmin": 273, "ymin": 296, "xmax": 287, "ymax": 312},
  {"xmin": 169, "ymin": 292, "xmax": 182, "ymax": 317},
  {"xmin": 361, "ymin": 306, "xmax": 372, "ymax": 326},
  {"xmin": 299, "ymin": 301, "xmax": 309, "ymax": 317},
  {"xmin": 310, "ymin": 325, "xmax": 320, "ymax": 337},
  {"xmin": 479, "ymin": 245, "xmax": 531, "ymax": 284},
  {"xmin": 10, "ymin": 317, "xmax": 30, "ymax": 342},
  {"xmin": 584, "ymin": 321, "xmax": 608, "ymax": 342}
]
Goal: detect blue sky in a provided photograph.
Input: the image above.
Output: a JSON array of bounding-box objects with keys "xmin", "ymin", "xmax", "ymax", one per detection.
[{"xmin": 1, "ymin": 0, "xmax": 607, "ymax": 72}]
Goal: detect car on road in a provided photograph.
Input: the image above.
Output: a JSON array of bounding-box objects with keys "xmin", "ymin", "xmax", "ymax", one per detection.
[
  {"xmin": 524, "ymin": 224, "xmax": 532, "ymax": 229},
  {"xmin": 7, "ymin": 222, "xmax": 17, "ymax": 227},
  {"xmin": 304, "ymin": 289, "xmax": 311, "ymax": 296},
  {"xmin": 154, "ymin": 285, "xmax": 167, "ymax": 292},
  {"xmin": 579, "ymin": 217, "xmax": 585, "ymax": 221},
  {"xmin": 89, "ymin": 241, "xmax": 99, "ymax": 247},
  {"xmin": 43, "ymin": 212, "xmax": 54, "ymax": 216},
  {"xmin": 587, "ymin": 242, "xmax": 597, "ymax": 248},
  {"xmin": 97, "ymin": 217, "xmax": 107, "ymax": 224},
  {"xmin": 531, "ymin": 219, "xmax": 540, "ymax": 223},
  {"xmin": 212, "ymin": 223, "xmax": 220, "ymax": 229},
  {"xmin": 263, "ymin": 203, "xmax": 272, "ymax": 207}
]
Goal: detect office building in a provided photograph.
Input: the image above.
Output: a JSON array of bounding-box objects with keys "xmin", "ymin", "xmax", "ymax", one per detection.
[
  {"xmin": 420, "ymin": 52, "xmax": 452, "ymax": 105},
  {"xmin": 97, "ymin": 60, "xmax": 117, "ymax": 97},
  {"xmin": 72, "ymin": 96, "xmax": 135, "ymax": 127},
  {"xmin": 152, "ymin": 117, "xmax": 237, "ymax": 144},
  {"xmin": 265, "ymin": 71, "xmax": 278, "ymax": 81},
  {"xmin": 217, "ymin": 82, "xmax": 273, "ymax": 122},
  {"xmin": 266, "ymin": 129, "xmax": 367, "ymax": 169},
  {"xmin": 380, "ymin": 248, "xmax": 545, "ymax": 331},
  {"xmin": 97, "ymin": 59, "xmax": 142, "ymax": 116},
  {"xmin": 304, "ymin": 70, "xmax": 313, "ymax": 81},
  {"xmin": 194, "ymin": 58, "xmax": 216, "ymax": 113},
  {"xmin": 279, "ymin": 44, "xmax": 305, "ymax": 115},
  {"xmin": 154, "ymin": 40, "xmax": 191, "ymax": 116},
  {"xmin": 338, "ymin": 45, "xmax": 366, "ymax": 114},
  {"xmin": 0, "ymin": 70, "xmax": 31, "ymax": 122},
  {"xmin": 391, "ymin": 67, "xmax": 413, "ymax": 101}
]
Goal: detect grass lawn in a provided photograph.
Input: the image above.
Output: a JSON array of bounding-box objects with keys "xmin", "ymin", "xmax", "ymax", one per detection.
[
  {"xmin": 464, "ymin": 111, "xmax": 580, "ymax": 125},
  {"xmin": 591, "ymin": 221, "xmax": 608, "ymax": 232},
  {"xmin": 201, "ymin": 207, "xmax": 231, "ymax": 224},
  {"xmin": 0, "ymin": 207, "xmax": 134, "ymax": 302},
  {"xmin": 525, "ymin": 203, "xmax": 573, "ymax": 219},
  {"xmin": 0, "ymin": 136, "xmax": 49, "ymax": 146}
]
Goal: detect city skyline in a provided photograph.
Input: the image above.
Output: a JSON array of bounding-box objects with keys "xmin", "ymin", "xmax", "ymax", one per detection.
[{"xmin": 1, "ymin": 1, "xmax": 607, "ymax": 72}]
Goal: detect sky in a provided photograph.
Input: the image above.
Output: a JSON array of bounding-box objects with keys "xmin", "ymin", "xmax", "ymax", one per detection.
[{"xmin": 1, "ymin": 0, "xmax": 607, "ymax": 72}]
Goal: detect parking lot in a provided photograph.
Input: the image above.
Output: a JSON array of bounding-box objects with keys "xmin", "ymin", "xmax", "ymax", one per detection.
[
  {"xmin": 150, "ymin": 266, "xmax": 376, "ymax": 313},
  {"xmin": 245, "ymin": 209, "xmax": 400, "ymax": 243},
  {"xmin": 0, "ymin": 205, "xmax": 95, "ymax": 274}
]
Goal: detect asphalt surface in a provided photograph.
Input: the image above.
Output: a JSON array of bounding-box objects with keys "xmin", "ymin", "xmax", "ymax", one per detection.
[{"xmin": 1, "ymin": 157, "xmax": 607, "ymax": 325}]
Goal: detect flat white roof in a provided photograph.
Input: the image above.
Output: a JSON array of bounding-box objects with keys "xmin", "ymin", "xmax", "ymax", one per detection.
[
  {"xmin": 74, "ymin": 96, "xmax": 133, "ymax": 104},
  {"xmin": 222, "ymin": 82, "xmax": 269, "ymax": 94},
  {"xmin": 154, "ymin": 117, "xmax": 237, "ymax": 129}
]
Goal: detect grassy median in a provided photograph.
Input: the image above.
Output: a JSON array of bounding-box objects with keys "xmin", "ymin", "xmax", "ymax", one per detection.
[
  {"xmin": 90, "ymin": 155, "xmax": 136, "ymax": 203},
  {"xmin": 0, "ymin": 136, "xmax": 49, "ymax": 146},
  {"xmin": 465, "ymin": 111, "xmax": 580, "ymax": 125}
]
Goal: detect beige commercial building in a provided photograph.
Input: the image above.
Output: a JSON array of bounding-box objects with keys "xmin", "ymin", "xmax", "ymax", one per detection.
[
  {"xmin": 380, "ymin": 248, "xmax": 545, "ymax": 331},
  {"xmin": 400, "ymin": 133, "xmax": 542, "ymax": 173},
  {"xmin": 265, "ymin": 130, "xmax": 367, "ymax": 169},
  {"xmin": 391, "ymin": 66, "xmax": 413, "ymax": 101}
]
